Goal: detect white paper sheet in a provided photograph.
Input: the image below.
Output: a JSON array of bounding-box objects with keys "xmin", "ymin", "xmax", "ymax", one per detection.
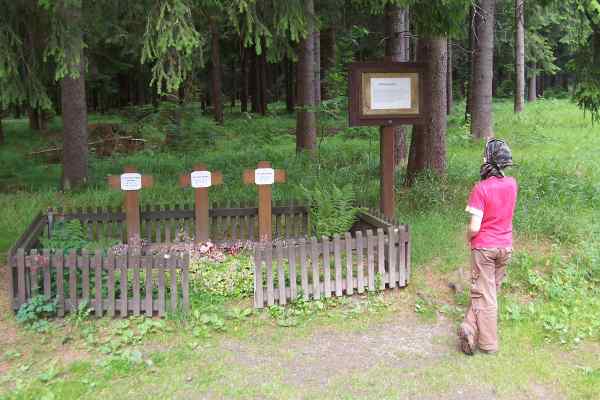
[
  {"xmin": 120, "ymin": 173, "xmax": 142, "ymax": 191},
  {"xmin": 191, "ymin": 171, "xmax": 212, "ymax": 188},
  {"xmin": 370, "ymin": 77, "xmax": 411, "ymax": 110}
]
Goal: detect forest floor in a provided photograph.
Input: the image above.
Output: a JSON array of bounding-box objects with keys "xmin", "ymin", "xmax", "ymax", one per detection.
[{"xmin": 1, "ymin": 98, "xmax": 600, "ymax": 399}]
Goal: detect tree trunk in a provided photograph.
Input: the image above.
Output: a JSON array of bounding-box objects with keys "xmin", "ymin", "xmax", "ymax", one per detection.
[
  {"xmin": 295, "ymin": 0, "xmax": 316, "ymax": 153},
  {"xmin": 259, "ymin": 43, "xmax": 268, "ymax": 115},
  {"xmin": 250, "ymin": 49, "xmax": 259, "ymax": 113},
  {"xmin": 406, "ymin": 37, "xmax": 447, "ymax": 184},
  {"xmin": 210, "ymin": 20, "xmax": 223, "ymax": 124},
  {"xmin": 384, "ymin": 4, "xmax": 410, "ymax": 167},
  {"xmin": 538, "ymin": 74, "xmax": 544, "ymax": 97},
  {"xmin": 285, "ymin": 56, "xmax": 295, "ymax": 113},
  {"xmin": 465, "ymin": 6, "xmax": 474, "ymax": 122},
  {"xmin": 0, "ymin": 116, "xmax": 4, "ymax": 145},
  {"xmin": 528, "ymin": 62, "xmax": 536, "ymax": 102},
  {"xmin": 447, "ymin": 40, "xmax": 453, "ymax": 114},
  {"xmin": 60, "ymin": 2, "xmax": 88, "ymax": 190},
  {"xmin": 240, "ymin": 44, "xmax": 249, "ymax": 112},
  {"xmin": 470, "ymin": 0, "xmax": 495, "ymax": 139},
  {"xmin": 313, "ymin": 30, "xmax": 321, "ymax": 106},
  {"xmin": 320, "ymin": 28, "xmax": 336, "ymax": 100},
  {"xmin": 514, "ymin": 0, "xmax": 525, "ymax": 113}
]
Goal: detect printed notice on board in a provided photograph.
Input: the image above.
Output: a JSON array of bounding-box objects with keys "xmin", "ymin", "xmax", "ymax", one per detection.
[
  {"xmin": 370, "ymin": 77, "xmax": 411, "ymax": 110},
  {"xmin": 191, "ymin": 171, "xmax": 212, "ymax": 188},
  {"xmin": 120, "ymin": 173, "xmax": 142, "ymax": 191},
  {"xmin": 255, "ymin": 168, "xmax": 275, "ymax": 185}
]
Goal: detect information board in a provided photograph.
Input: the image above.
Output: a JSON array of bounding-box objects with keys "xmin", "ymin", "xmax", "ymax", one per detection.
[
  {"xmin": 191, "ymin": 171, "xmax": 212, "ymax": 188},
  {"xmin": 120, "ymin": 173, "xmax": 142, "ymax": 191}
]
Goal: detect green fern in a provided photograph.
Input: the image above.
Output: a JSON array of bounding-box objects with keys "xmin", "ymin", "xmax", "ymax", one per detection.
[{"xmin": 301, "ymin": 183, "xmax": 361, "ymax": 238}]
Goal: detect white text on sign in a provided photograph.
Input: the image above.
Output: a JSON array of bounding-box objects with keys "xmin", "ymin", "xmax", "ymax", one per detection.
[
  {"xmin": 255, "ymin": 168, "xmax": 275, "ymax": 185},
  {"xmin": 120, "ymin": 173, "xmax": 142, "ymax": 191},
  {"xmin": 191, "ymin": 171, "xmax": 212, "ymax": 188}
]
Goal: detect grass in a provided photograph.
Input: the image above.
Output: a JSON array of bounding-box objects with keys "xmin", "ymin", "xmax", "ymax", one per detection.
[{"xmin": 1, "ymin": 97, "xmax": 600, "ymax": 399}]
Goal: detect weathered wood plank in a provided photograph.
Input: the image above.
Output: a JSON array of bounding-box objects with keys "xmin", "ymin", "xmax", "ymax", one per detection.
[
  {"xmin": 405, "ymin": 227, "xmax": 411, "ymax": 284},
  {"xmin": 366, "ymin": 230, "xmax": 375, "ymax": 291},
  {"xmin": 169, "ymin": 253, "xmax": 178, "ymax": 312},
  {"xmin": 311, "ymin": 237, "xmax": 320, "ymax": 300},
  {"xmin": 157, "ymin": 254, "xmax": 166, "ymax": 317},
  {"xmin": 67, "ymin": 250, "xmax": 78, "ymax": 310},
  {"xmin": 322, "ymin": 237, "xmax": 331, "ymax": 298},
  {"xmin": 94, "ymin": 251, "xmax": 102, "ymax": 317},
  {"xmin": 80, "ymin": 250, "xmax": 90, "ymax": 303},
  {"xmin": 388, "ymin": 227, "xmax": 397, "ymax": 288},
  {"xmin": 118, "ymin": 255, "xmax": 128, "ymax": 317},
  {"xmin": 356, "ymin": 231, "xmax": 365, "ymax": 294},
  {"xmin": 106, "ymin": 253, "xmax": 116, "ymax": 317},
  {"xmin": 43, "ymin": 249, "xmax": 51, "ymax": 300},
  {"xmin": 276, "ymin": 242, "xmax": 286, "ymax": 305},
  {"xmin": 333, "ymin": 235, "xmax": 342, "ymax": 297},
  {"xmin": 265, "ymin": 244, "xmax": 274, "ymax": 306},
  {"xmin": 144, "ymin": 256, "xmax": 155, "ymax": 318},
  {"xmin": 29, "ymin": 250, "xmax": 39, "ymax": 296},
  {"xmin": 253, "ymin": 246, "xmax": 264, "ymax": 308},
  {"xmin": 132, "ymin": 253, "xmax": 141, "ymax": 316},
  {"xmin": 399, "ymin": 229, "xmax": 408, "ymax": 286},
  {"xmin": 181, "ymin": 252, "xmax": 190, "ymax": 312},
  {"xmin": 288, "ymin": 240, "xmax": 297, "ymax": 300},
  {"xmin": 55, "ymin": 252, "xmax": 65, "ymax": 317},
  {"xmin": 299, "ymin": 238, "xmax": 309, "ymax": 300},
  {"xmin": 345, "ymin": 233, "xmax": 353, "ymax": 295},
  {"xmin": 377, "ymin": 229, "xmax": 385, "ymax": 290}
]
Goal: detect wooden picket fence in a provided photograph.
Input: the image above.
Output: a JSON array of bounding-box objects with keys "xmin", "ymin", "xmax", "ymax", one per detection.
[
  {"xmin": 46, "ymin": 203, "xmax": 309, "ymax": 244},
  {"xmin": 8, "ymin": 248, "xmax": 189, "ymax": 316},
  {"xmin": 253, "ymin": 226, "xmax": 410, "ymax": 308}
]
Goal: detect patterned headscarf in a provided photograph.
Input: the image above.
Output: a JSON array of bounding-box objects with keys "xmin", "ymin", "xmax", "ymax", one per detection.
[{"xmin": 480, "ymin": 139, "xmax": 513, "ymax": 180}]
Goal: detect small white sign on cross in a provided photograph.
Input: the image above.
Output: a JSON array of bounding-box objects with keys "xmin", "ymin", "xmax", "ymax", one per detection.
[
  {"xmin": 120, "ymin": 173, "xmax": 142, "ymax": 191},
  {"xmin": 255, "ymin": 168, "xmax": 275, "ymax": 185},
  {"xmin": 191, "ymin": 171, "xmax": 212, "ymax": 188}
]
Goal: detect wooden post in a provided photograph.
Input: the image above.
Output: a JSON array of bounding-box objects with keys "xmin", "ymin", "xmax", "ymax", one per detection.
[
  {"xmin": 243, "ymin": 161, "xmax": 286, "ymax": 241},
  {"xmin": 180, "ymin": 163, "xmax": 223, "ymax": 243},
  {"xmin": 108, "ymin": 166, "xmax": 153, "ymax": 243},
  {"xmin": 380, "ymin": 126, "xmax": 395, "ymax": 219}
]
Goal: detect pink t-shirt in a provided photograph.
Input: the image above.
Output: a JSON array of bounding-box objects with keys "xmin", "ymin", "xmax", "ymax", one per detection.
[{"xmin": 466, "ymin": 176, "xmax": 518, "ymax": 249}]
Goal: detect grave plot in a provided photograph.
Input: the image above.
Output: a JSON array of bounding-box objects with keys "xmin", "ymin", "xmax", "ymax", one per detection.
[{"xmin": 6, "ymin": 163, "xmax": 411, "ymax": 317}]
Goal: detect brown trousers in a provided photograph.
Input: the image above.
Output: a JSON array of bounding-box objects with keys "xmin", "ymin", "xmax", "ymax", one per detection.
[{"xmin": 463, "ymin": 248, "xmax": 512, "ymax": 352}]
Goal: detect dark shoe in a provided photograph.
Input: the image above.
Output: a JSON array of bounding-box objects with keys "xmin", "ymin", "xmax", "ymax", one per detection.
[{"xmin": 458, "ymin": 323, "xmax": 475, "ymax": 356}]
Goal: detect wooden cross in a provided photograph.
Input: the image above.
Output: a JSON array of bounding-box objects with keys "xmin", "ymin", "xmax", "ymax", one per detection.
[
  {"xmin": 108, "ymin": 166, "xmax": 154, "ymax": 243},
  {"xmin": 180, "ymin": 163, "xmax": 223, "ymax": 243},
  {"xmin": 243, "ymin": 161, "xmax": 286, "ymax": 242}
]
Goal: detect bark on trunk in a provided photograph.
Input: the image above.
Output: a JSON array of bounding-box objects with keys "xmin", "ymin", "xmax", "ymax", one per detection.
[
  {"xmin": 313, "ymin": 30, "xmax": 321, "ymax": 106},
  {"xmin": 447, "ymin": 40, "xmax": 453, "ymax": 114},
  {"xmin": 285, "ymin": 56, "xmax": 295, "ymax": 113},
  {"xmin": 320, "ymin": 28, "xmax": 336, "ymax": 100},
  {"xmin": 241, "ymin": 44, "xmax": 249, "ymax": 112},
  {"xmin": 514, "ymin": 0, "xmax": 525, "ymax": 113},
  {"xmin": 470, "ymin": 0, "xmax": 495, "ymax": 139},
  {"xmin": 406, "ymin": 38, "xmax": 447, "ymax": 185},
  {"xmin": 465, "ymin": 6, "xmax": 474, "ymax": 122},
  {"xmin": 295, "ymin": 0, "xmax": 316, "ymax": 153},
  {"xmin": 210, "ymin": 20, "xmax": 223, "ymax": 124},
  {"xmin": 60, "ymin": 3, "xmax": 88, "ymax": 190},
  {"xmin": 528, "ymin": 62, "xmax": 536, "ymax": 102},
  {"xmin": 0, "ymin": 117, "xmax": 4, "ymax": 145},
  {"xmin": 250, "ymin": 50, "xmax": 260, "ymax": 113},
  {"xmin": 384, "ymin": 5, "xmax": 410, "ymax": 167},
  {"xmin": 259, "ymin": 44, "xmax": 268, "ymax": 115}
]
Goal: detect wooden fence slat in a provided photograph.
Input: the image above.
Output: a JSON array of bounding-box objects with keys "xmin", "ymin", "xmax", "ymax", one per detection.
[
  {"xmin": 388, "ymin": 227, "xmax": 397, "ymax": 288},
  {"xmin": 68, "ymin": 250, "xmax": 78, "ymax": 311},
  {"xmin": 169, "ymin": 253, "xmax": 177, "ymax": 312},
  {"xmin": 253, "ymin": 246, "xmax": 264, "ymax": 308},
  {"xmin": 311, "ymin": 237, "xmax": 320, "ymax": 300},
  {"xmin": 377, "ymin": 229, "xmax": 385, "ymax": 290},
  {"xmin": 80, "ymin": 250, "xmax": 90, "ymax": 303},
  {"xmin": 157, "ymin": 254, "xmax": 166, "ymax": 317},
  {"xmin": 30, "ymin": 250, "xmax": 39, "ymax": 297},
  {"xmin": 333, "ymin": 235, "xmax": 342, "ymax": 297},
  {"xmin": 181, "ymin": 252, "xmax": 190, "ymax": 312},
  {"xmin": 94, "ymin": 251, "xmax": 102, "ymax": 317},
  {"xmin": 356, "ymin": 231, "xmax": 365, "ymax": 294},
  {"xmin": 299, "ymin": 238, "xmax": 309, "ymax": 300},
  {"xmin": 16, "ymin": 249, "xmax": 26, "ymax": 307},
  {"xmin": 345, "ymin": 233, "xmax": 353, "ymax": 295},
  {"xmin": 322, "ymin": 236, "xmax": 331, "ymax": 298},
  {"xmin": 106, "ymin": 253, "xmax": 115, "ymax": 317},
  {"xmin": 366, "ymin": 230, "xmax": 375, "ymax": 291},
  {"xmin": 276, "ymin": 242, "xmax": 286, "ymax": 305},
  {"xmin": 288, "ymin": 240, "xmax": 297, "ymax": 300},
  {"xmin": 118, "ymin": 255, "xmax": 128, "ymax": 317},
  {"xmin": 265, "ymin": 244, "xmax": 274, "ymax": 306},
  {"xmin": 399, "ymin": 229, "xmax": 407, "ymax": 286},
  {"xmin": 131, "ymin": 253, "xmax": 141, "ymax": 316},
  {"xmin": 405, "ymin": 227, "xmax": 411, "ymax": 284},
  {"xmin": 54, "ymin": 252, "xmax": 65, "ymax": 317},
  {"xmin": 143, "ymin": 256, "xmax": 153, "ymax": 316},
  {"xmin": 43, "ymin": 249, "xmax": 51, "ymax": 300}
]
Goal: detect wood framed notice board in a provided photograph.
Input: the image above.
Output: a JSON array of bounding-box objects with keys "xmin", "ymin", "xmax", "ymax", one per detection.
[{"xmin": 348, "ymin": 62, "xmax": 426, "ymax": 126}]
